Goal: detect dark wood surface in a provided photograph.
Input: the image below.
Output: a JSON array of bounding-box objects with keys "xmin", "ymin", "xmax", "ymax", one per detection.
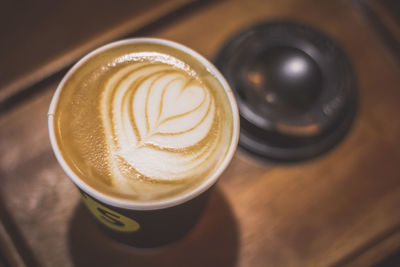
[
  {"xmin": 0, "ymin": 0, "xmax": 197, "ymax": 104},
  {"xmin": 1, "ymin": 0, "xmax": 400, "ymax": 266}
]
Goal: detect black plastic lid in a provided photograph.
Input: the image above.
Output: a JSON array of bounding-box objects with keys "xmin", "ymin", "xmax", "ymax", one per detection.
[{"xmin": 215, "ymin": 21, "xmax": 358, "ymax": 161}]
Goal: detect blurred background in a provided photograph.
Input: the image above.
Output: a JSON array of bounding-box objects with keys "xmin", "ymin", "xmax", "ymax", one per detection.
[{"xmin": 0, "ymin": 0, "xmax": 400, "ymax": 266}]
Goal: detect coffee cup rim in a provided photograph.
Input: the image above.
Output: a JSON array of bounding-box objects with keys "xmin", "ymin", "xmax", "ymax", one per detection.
[{"xmin": 48, "ymin": 37, "xmax": 239, "ymax": 210}]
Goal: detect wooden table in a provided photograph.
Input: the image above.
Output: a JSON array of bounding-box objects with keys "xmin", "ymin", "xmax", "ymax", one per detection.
[{"xmin": 1, "ymin": 0, "xmax": 399, "ymax": 266}]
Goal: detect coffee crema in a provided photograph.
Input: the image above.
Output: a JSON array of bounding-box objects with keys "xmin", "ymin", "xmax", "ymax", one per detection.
[{"xmin": 50, "ymin": 41, "xmax": 235, "ymax": 202}]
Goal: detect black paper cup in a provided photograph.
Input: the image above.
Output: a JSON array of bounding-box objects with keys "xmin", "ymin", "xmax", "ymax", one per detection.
[{"xmin": 48, "ymin": 38, "xmax": 239, "ymax": 247}]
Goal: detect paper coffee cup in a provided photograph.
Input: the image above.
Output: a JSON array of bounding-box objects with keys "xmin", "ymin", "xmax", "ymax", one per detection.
[{"xmin": 48, "ymin": 38, "xmax": 239, "ymax": 247}]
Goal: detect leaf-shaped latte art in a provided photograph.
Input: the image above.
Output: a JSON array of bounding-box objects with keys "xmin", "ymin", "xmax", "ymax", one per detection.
[{"xmin": 100, "ymin": 61, "xmax": 220, "ymax": 188}]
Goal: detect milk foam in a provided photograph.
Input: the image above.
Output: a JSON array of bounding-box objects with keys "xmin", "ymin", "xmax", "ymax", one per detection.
[
  {"xmin": 100, "ymin": 53, "xmax": 220, "ymax": 192},
  {"xmin": 51, "ymin": 41, "xmax": 236, "ymax": 204}
]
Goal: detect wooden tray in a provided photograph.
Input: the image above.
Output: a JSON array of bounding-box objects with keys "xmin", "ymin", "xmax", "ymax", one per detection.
[{"xmin": 1, "ymin": 0, "xmax": 400, "ymax": 266}]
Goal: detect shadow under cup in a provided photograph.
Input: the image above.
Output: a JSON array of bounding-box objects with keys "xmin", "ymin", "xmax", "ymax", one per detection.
[
  {"xmin": 68, "ymin": 187, "xmax": 239, "ymax": 267},
  {"xmin": 47, "ymin": 38, "xmax": 239, "ymax": 248}
]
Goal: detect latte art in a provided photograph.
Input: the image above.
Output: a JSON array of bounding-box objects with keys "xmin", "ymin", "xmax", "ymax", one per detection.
[
  {"xmin": 101, "ymin": 58, "xmax": 219, "ymax": 187},
  {"xmin": 49, "ymin": 40, "xmax": 237, "ymax": 204}
]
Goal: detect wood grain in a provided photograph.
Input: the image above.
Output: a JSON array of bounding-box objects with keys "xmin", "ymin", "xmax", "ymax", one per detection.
[{"xmin": 0, "ymin": 0, "xmax": 197, "ymax": 104}]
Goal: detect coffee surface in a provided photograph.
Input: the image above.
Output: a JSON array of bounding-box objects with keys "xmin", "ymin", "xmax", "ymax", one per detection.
[{"xmin": 51, "ymin": 41, "xmax": 234, "ymax": 202}]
